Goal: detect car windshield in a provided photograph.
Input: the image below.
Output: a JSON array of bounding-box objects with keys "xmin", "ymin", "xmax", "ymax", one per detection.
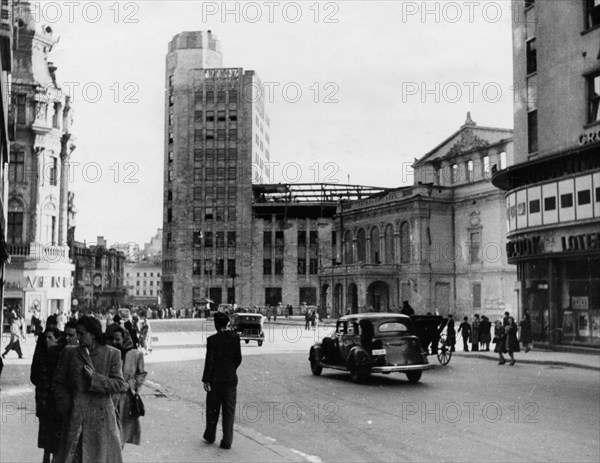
[{"xmin": 377, "ymin": 321, "xmax": 410, "ymax": 333}]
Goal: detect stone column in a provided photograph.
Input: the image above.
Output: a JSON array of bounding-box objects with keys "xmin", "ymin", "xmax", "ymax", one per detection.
[{"xmin": 31, "ymin": 141, "xmax": 45, "ymax": 244}]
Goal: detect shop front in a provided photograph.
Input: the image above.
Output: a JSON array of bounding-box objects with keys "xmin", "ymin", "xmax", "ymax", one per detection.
[{"xmin": 508, "ymin": 226, "xmax": 600, "ymax": 348}]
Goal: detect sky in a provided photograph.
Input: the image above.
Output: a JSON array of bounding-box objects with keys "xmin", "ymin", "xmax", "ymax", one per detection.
[{"xmin": 27, "ymin": 0, "xmax": 514, "ymax": 248}]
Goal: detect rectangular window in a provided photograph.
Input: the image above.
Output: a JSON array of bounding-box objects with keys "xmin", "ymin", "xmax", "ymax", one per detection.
[
  {"xmin": 193, "ymin": 231, "xmax": 202, "ymax": 248},
  {"xmin": 544, "ymin": 196, "xmax": 556, "ymax": 211},
  {"xmin": 227, "ymin": 232, "xmax": 236, "ymax": 247},
  {"xmin": 194, "ymin": 130, "xmax": 203, "ymax": 142},
  {"xmin": 216, "ymin": 259, "xmax": 224, "ymax": 275},
  {"xmin": 194, "ymin": 168, "xmax": 202, "ymax": 181},
  {"xmin": 216, "ymin": 231, "xmax": 225, "ymax": 248},
  {"xmin": 274, "ymin": 259, "xmax": 283, "ymax": 275},
  {"xmin": 217, "ymin": 167, "xmax": 225, "ymax": 179},
  {"xmin": 193, "ymin": 260, "xmax": 202, "ymax": 275},
  {"xmin": 229, "ymin": 129, "xmax": 237, "ymax": 139},
  {"xmin": 205, "ymin": 207, "xmax": 213, "ymax": 220},
  {"xmin": 193, "ymin": 149, "xmax": 201, "ymax": 162},
  {"xmin": 517, "ymin": 202, "xmax": 526, "ymax": 216},
  {"xmin": 216, "ymin": 186, "xmax": 225, "ymax": 199},
  {"xmin": 469, "ymin": 232, "xmax": 480, "ymax": 264},
  {"xmin": 467, "ymin": 160, "xmax": 474, "ymax": 182},
  {"xmin": 217, "ymin": 129, "xmax": 226, "ymax": 140},
  {"xmin": 217, "ymin": 110, "xmax": 226, "ymax": 122},
  {"xmin": 206, "ymin": 130, "xmax": 214, "ymax": 140},
  {"xmin": 527, "ymin": 110, "xmax": 538, "ymax": 154},
  {"xmin": 204, "ymin": 259, "xmax": 213, "ymax": 276},
  {"xmin": 15, "ymin": 94, "xmax": 27, "ymax": 124},
  {"xmin": 228, "ymin": 207, "xmax": 237, "ymax": 221},
  {"xmin": 596, "ymin": 187, "xmax": 600, "ymax": 202},
  {"xmin": 194, "ymin": 187, "xmax": 202, "ymax": 200},
  {"xmin": 472, "ymin": 283, "xmax": 482, "ymax": 309},
  {"xmin": 227, "ymin": 167, "xmax": 236, "ymax": 180},
  {"xmin": 217, "ymin": 91, "xmax": 226, "ymax": 103},
  {"xmin": 228, "ymin": 259, "xmax": 236, "ymax": 277},
  {"xmin": 299, "ymin": 287, "xmax": 317, "ymax": 306},
  {"xmin": 263, "ymin": 259, "xmax": 272, "ymax": 275},
  {"xmin": 228, "ymin": 187, "xmax": 237, "ymax": 199},
  {"xmin": 578, "ymin": 190, "xmax": 591, "ymax": 205},
  {"xmin": 205, "ymin": 91, "xmax": 214, "ymax": 103},
  {"xmin": 309, "ymin": 258, "xmax": 318, "ymax": 274},
  {"xmin": 8, "ymin": 151, "xmax": 25, "ymax": 183},
  {"xmin": 560, "ymin": 193, "xmax": 573, "ymax": 208},
  {"xmin": 167, "ymin": 208, "xmax": 172, "ymax": 223},
  {"xmin": 589, "ymin": 74, "xmax": 600, "ymax": 123},
  {"xmin": 526, "ymin": 39, "xmax": 537, "ymax": 75},
  {"xmin": 204, "ymin": 231, "xmax": 213, "ymax": 247},
  {"xmin": 195, "ymin": 110, "xmax": 203, "ymax": 122},
  {"xmin": 215, "ymin": 207, "xmax": 224, "ymax": 221},
  {"xmin": 263, "ymin": 231, "xmax": 272, "ymax": 247},
  {"xmin": 229, "ymin": 90, "xmax": 238, "ymax": 102},
  {"xmin": 529, "ymin": 199, "xmax": 541, "ymax": 214},
  {"xmin": 586, "ymin": 0, "xmax": 600, "ymax": 29},
  {"xmin": 298, "ymin": 259, "xmax": 306, "ymax": 275},
  {"xmin": 7, "ymin": 212, "xmax": 23, "ymax": 244},
  {"xmin": 229, "ymin": 109, "xmax": 237, "ymax": 121}
]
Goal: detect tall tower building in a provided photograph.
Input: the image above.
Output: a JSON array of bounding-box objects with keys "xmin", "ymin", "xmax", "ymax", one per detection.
[
  {"xmin": 162, "ymin": 31, "xmax": 270, "ymax": 309},
  {"xmin": 3, "ymin": 0, "xmax": 75, "ymax": 322}
]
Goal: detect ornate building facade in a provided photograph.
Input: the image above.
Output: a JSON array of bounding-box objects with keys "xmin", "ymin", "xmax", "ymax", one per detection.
[
  {"xmin": 320, "ymin": 115, "xmax": 518, "ymax": 321},
  {"xmin": 3, "ymin": 0, "xmax": 75, "ymax": 323}
]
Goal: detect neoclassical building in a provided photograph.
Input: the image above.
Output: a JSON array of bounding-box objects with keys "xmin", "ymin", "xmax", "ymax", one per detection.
[
  {"xmin": 319, "ymin": 115, "xmax": 518, "ymax": 320},
  {"xmin": 4, "ymin": 1, "xmax": 75, "ymax": 323}
]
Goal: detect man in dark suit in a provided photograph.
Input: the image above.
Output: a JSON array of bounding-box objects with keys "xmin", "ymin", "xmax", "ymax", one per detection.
[{"xmin": 202, "ymin": 312, "xmax": 242, "ymax": 449}]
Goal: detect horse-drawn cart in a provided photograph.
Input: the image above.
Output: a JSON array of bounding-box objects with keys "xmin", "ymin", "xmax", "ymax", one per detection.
[{"xmin": 411, "ymin": 315, "xmax": 453, "ymax": 365}]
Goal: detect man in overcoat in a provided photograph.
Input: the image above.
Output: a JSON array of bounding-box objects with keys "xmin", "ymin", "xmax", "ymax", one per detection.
[{"xmin": 202, "ymin": 312, "xmax": 242, "ymax": 449}]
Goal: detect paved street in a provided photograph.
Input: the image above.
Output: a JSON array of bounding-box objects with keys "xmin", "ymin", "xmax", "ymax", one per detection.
[{"xmin": 2, "ymin": 321, "xmax": 599, "ymax": 462}]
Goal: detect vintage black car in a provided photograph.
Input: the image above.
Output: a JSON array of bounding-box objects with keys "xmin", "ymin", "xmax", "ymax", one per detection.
[
  {"xmin": 309, "ymin": 313, "xmax": 434, "ymax": 383},
  {"xmin": 230, "ymin": 313, "xmax": 265, "ymax": 346}
]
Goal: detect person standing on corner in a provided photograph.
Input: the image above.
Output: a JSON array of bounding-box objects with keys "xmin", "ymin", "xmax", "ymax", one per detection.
[
  {"xmin": 519, "ymin": 311, "xmax": 532, "ymax": 353},
  {"xmin": 202, "ymin": 312, "xmax": 242, "ymax": 450},
  {"xmin": 458, "ymin": 316, "xmax": 472, "ymax": 352}
]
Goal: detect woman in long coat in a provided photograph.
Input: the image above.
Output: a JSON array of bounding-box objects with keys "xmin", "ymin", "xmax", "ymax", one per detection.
[
  {"xmin": 493, "ymin": 320, "xmax": 507, "ymax": 364},
  {"xmin": 505, "ymin": 317, "xmax": 520, "ymax": 365},
  {"xmin": 106, "ymin": 324, "xmax": 147, "ymax": 446},
  {"xmin": 52, "ymin": 316, "xmax": 126, "ymax": 463}
]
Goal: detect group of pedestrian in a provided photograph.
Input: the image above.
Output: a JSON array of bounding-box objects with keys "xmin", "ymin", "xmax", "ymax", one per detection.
[
  {"xmin": 304, "ymin": 306, "xmax": 319, "ymax": 330},
  {"xmin": 27, "ymin": 313, "xmax": 147, "ymax": 463},
  {"xmin": 456, "ymin": 314, "xmax": 492, "ymax": 352},
  {"xmin": 493, "ymin": 311, "xmax": 532, "ymax": 365}
]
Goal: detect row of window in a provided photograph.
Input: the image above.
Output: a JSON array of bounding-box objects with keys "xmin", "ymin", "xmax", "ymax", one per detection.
[
  {"xmin": 12, "ymin": 94, "xmax": 63, "ymax": 130},
  {"xmin": 193, "ymin": 166, "xmax": 237, "ymax": 181},
  {"xmin": 193, "ymin": 231, "xmax": 237, "ymax": 248},
  {"xmin": 194, "ymin": 207, "xmax": 237, "ymax": 222},
  {"xmin": 343, "ymin": 223, "xmax": 411, "ymax": 265},
  {"xmin": 195, "ymin": 109, "xmax": 238, "ymax": 123},
  {"xmin": 134, "ymin": 289, "xmax": 161, "ymax": 296},
  {"xmin": 193, "ymin": 259, "xmax": 237, "ymax": 276},
  {"xmin": 193, "ymin": 148, "xmax": 238, "ymax": 163},
  {"xmin": 193, "ymin": 186, "xmax": 237, "ymax": 201},
  {"xmin": 196, "ymin": 128, "xmax": 238, "ymax": 141},
  {"xmin": 506, "ymin": 173, "xmax": 600, "ymax": 231},
  {"xmin": 9, "ymin": 151, "xmax": 59, "ymax": 185},
  {"xmin": 439, "ymin": 153, "xmax": 506, "ymax": 185},
  {"xmin": 126, "ymin": 272, "xmax": 161, "ymax": 278},
  {"xmin": 134, "ymin": 280, "xmax": 161, "ymax": 287}
]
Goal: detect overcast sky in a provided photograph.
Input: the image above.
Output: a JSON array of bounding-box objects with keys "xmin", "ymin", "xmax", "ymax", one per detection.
[{"xmin": 31, "ymin": 0, "xmax": 514, "ymax": 248}]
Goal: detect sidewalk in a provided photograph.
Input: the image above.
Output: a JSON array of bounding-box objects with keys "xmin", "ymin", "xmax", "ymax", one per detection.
[{"xmin": 0, "ymin": 334, "xmax": 308, "ymax": 463}]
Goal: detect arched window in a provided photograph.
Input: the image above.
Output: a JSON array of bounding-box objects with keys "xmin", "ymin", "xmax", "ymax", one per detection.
[
  {"xmin": 344, "ymin": 230, "xmax": 353, "ymax": 264},
  {"xmin": 400, "ymin": 222, "xmax": 411, "ymax": 263},
  {"xmin": 370, "ymin": 226, "xmax": 380, "ymax": 263},
  {"xmin": 384, "ymin": 224, "xmax": 395, "ymax": 263},
  {"xmin": 357, "ymin": 228, "xmax": 366, "ymax": 263}
]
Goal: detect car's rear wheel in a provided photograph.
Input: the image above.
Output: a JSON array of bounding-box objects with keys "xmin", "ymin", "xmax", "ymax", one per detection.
[
  {"xmin": 406, "ymin": 370, "xmax": 422, "ymax": 383},
  {"xmin": 310, "ymin": 357, "xmax": 322, "ymax": 375},
  {"xmin": 258, "ymin": 340, "xmax": 263, "ymax": 347},
  {"xmin": 245, "ymin": 340, "xmax": 249, "ymax": 344},
  {"xmin": 349, "ymin": 360, "xmax": 366, "ymax": 383}
]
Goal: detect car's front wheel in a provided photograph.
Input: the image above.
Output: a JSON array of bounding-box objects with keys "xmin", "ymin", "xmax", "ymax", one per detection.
[
  {"xmin": 406, "ymin": 370, "xmax": 422, "ymax": 383},
  {"xmin": 310, "ymin": 357, "xmax": 323, "ymax": 375},
  {"xmin": 258, "ymin": 340, "xmax": 263, "ymax": 347}
]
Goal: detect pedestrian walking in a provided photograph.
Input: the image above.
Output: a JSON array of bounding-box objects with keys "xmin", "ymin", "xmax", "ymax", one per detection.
[
  {"xmin": 311, "ymin": 310, "xmax": 319, "ymax": 330},
  {"xmin": 493, "ymin": 320, "xmax": 507, "ymax": 364},
  {"xmin": 305, "ymin": 307, "xmax": 312, "ymax": 330},
  {"xmin": 505, "ymin": 316, "xmax": 520, "ymax": 365},
  {"xmin": 106, "ymin": 324, "xmax": 147, "ymax": 448},
  {"xmin": 202, "ymin": 312, "xmax": 242, "ymax": 449},
  {"xmin": 457, "ymin": 316, "xmax": 471, "ymax": 352},
  {"xmin": 52, "ymin": 316, "xmax": 126, "ymax": 463},
  {"xmin": 2, "ymin": 310, "xmax": 24, "ymax": 359},
  {"xmin": 471, "ymin": 314, "xmax": 481, "ymax": 352},
  {"xmin": 139, "ymin": 316, "xmax": 152, "ymax": 355},
  {"xmin": 519, "ymin": 311, "xmax": 532, "ymax": 353},
  {"xmin": 446, "ymin": 314, "xmax": 456, "ymax": 352}
]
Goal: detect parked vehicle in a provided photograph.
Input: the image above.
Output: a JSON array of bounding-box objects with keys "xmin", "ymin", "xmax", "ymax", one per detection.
[
  {"xmin": 309, "ymin": 313, "xmax": 433, "ymax": 383},
  {"xmin": 230, "ymin": 313, "xmax": 264, "ymax": 346}
]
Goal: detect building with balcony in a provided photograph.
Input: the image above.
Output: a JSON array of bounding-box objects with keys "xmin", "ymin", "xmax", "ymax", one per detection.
[
  {"xmin": 320, "ymin": 115, "xmax": 518, "ymax": 320},
  {"xmin": 71, "ymin": 237, "xmax": 127, "ymax": 312},
  {"xmin": 492, "ymin": 0, "xmax": 600, "ymax": 348},
  {"xmin": 3, "ymin": 0, "xmax": 75, "ymax": 323}
]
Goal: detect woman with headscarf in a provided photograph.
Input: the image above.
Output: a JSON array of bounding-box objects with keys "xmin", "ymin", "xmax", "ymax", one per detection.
[
  {"xmin": 52, "ymin": 316, "xmax": 126, "ymax": 463},
  {"xmin": 106, "ymin": 324, "xmax": 147, "ymax": 447}
]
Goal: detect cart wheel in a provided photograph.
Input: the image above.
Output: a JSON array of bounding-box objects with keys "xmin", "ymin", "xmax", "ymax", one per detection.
[
  {"xmin": 437, "ymin": 334, "xmax": 452, "ymax": 365},
  {"xmin": 258, "ymin": 341, "xmax": 263, "ymax": 346}
]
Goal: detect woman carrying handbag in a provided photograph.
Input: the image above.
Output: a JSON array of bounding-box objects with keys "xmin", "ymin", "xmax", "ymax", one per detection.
[{"xmin": 106, "ymin": 324, "xmax": 147, "ymax": 447}]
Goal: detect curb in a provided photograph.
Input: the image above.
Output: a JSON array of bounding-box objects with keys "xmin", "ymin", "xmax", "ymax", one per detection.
[{"xmin": 452, "ymin": 351, "xmax": 600, "ymax": 371}]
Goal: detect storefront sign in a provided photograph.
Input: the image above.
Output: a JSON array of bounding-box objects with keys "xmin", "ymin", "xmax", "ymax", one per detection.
[
  {"xmin": 578, "ymin": 128, "xmax": 600, "ymax": 145},
  {"xmin": 561, "ymin": 233, "xmax": 600, "ymax": 252},
  {"xmin": 572, "ymin": 296, "xmax": 589, "ymax": 310},
  {"xmin": 27, "ymin": 276, "xmax": 73, "ymax": 289},
  {"xmin": 506, "ymin": 236, "xmax": 542, "ymax": 258}
]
